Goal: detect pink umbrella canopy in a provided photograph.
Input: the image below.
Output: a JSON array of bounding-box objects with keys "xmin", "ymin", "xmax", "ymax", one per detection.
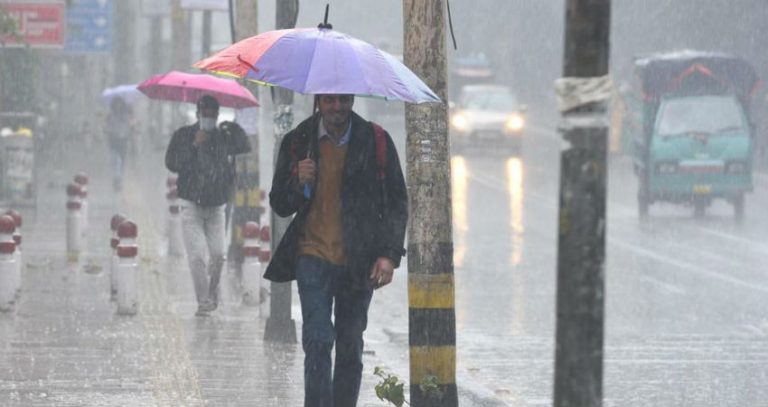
[{"xmin": 137, "ymin": 70, "xmax": 259, "ymax": 108}]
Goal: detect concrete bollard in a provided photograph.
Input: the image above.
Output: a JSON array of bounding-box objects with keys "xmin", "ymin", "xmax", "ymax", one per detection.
[
  {"xmin": 109, "ymin": 214, "xmax": 126, "ymax": 302},
  {"xmin": 66, "ymin": 183, "xmax": 83, "ymax": 263},
  {"xmin": 0, "ymin": 215, "xmax": 17, "ymax": 312},
  {"xmin": 74, "ymin": 173, "xmax": 89, "ymax": 232},
  {"xmin": 166, "ymin": 185, "xmax": 184, "ymax": 258},
  {"xmin": 4, "ymin": 210, "xmax": 22, "ymax": 299},
  {"xmin": 116, "ymin": 220, "xmax": 139, "ymax": 316},
  {"xmin": 241, "ymin": 222, "xmax": 261, "ymax": 306}
]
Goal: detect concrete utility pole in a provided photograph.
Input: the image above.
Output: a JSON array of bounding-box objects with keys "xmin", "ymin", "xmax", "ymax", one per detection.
[
  {"xmin": 171, "ymin": 0, "xmax": 191, "ymax": 71},
  {"xmin": 202, "ymin": 10, "xmax": 212, "ymax": 57},
  {"xmin": 553, "ymin": 1, "xmax": 611, "ymax": 407},
  {"xmin": 403, "ymin": 1, "xmax": 458, "ymax": 406},
  {"xmin": 228, "ymin": 0, "xmax": 263, "ymax": 298},
  {"xmin": 113, "ymin": 0, "xmax": 137, "ymax": 84},
  {"xmin": 149, "ymin": 14, "xmax": 163, "ymax": 146},
  {"xmin": 264, "ymin": 0, "xmax": 298, "ymax": 344}
]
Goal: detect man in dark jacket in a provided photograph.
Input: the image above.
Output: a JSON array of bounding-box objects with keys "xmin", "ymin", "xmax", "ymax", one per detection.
[
  {"xmin": 165, "ymin": 95, "xmax": 251, "ymax": 316},
  {"xmin": 266, "ymin": 94, "xmax": 408, "ymax": 407}
]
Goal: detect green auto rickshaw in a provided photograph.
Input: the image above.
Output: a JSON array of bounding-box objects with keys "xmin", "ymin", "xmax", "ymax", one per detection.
[{"xmin": 629, "ymin": 51, "xmax": 760, "ymax": 220}]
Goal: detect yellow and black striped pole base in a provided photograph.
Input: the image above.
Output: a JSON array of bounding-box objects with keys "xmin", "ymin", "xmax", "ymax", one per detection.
[{"xmin": 409, "ymin": 271, "xmax": 458, "ymax": 406}]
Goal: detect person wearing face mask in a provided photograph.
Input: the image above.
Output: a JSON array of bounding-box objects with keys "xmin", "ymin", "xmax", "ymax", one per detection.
[{"xmin": 165, "ymin": 94, "xmax": 251, "ymax": 316}]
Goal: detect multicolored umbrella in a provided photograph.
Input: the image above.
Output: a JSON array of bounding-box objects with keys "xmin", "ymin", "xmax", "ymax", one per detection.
[
  {"xmin": 193, "ymin": 27, "xmax": 440, "ymax": 104},
  {"xmin": 137, "ymin": 70, "xmax": 259, "ymax": 108},
  {"xmin": 100, "ymin": 84, "xmax": 143, "ymax": 105}
]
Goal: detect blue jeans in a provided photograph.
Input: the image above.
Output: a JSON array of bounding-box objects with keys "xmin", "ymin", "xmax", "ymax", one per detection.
[{"xmin": 296, "ymin": 255, "xmax": 373, "ymax": 407}]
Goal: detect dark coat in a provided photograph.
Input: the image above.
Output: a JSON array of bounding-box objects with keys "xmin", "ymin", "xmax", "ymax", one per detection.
[
  {"xmin": 165, "ymin": 121, "xmax": 251, "ymax": 207},
  {"xmin": 264, "ymin": 112, "xmax": 408, "ymax": 290}
]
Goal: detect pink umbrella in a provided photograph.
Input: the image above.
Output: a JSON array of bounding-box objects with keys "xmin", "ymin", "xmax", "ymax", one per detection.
[{"xmin": 137, "ymin": 70, "xmax": 259, "ymax": 108}]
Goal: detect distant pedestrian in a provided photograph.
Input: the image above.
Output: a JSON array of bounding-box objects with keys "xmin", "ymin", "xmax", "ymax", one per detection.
[
  {"xmin": 165, "ymin": 95, "xmax": 251, "ymax": 317},
  {"xmin": 266, "ymin": 94, "xmax": 408, "ymax": 407},
  {"xmin": 105, "ymin": 98, "xmax": 134, "ymax": 191}
]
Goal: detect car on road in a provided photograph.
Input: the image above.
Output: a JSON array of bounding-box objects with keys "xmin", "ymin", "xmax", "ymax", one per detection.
[{"xmin": 449, "ymin": 84, "xmax": 526, "ymax": 154}]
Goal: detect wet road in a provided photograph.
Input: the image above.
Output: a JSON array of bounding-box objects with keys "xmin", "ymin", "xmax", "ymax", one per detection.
[{"xmin": 370, "ymin": 115, "xmax": 768, "ymax": 406}]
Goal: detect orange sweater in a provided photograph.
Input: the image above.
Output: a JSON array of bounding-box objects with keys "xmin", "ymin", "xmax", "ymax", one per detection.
[{"xmin": 299, "ymin": 139, "xmax": 348, "ymax": 265}]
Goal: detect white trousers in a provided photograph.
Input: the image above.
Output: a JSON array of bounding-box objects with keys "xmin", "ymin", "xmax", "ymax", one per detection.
[{"xmin": 180, "ymin": 200, "xmax": 226, "ymax": 307}]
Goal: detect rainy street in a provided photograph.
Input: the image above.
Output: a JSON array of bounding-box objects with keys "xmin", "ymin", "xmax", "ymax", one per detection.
[{"xmin": 369, "ymin": 116, "xmax": 768, "ymax": 406}]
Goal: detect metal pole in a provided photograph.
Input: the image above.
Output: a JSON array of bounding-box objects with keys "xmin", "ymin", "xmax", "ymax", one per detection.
[
  {"xmin": 264, "ymin": 0, "xmax": 298, "ymax": 344},
  {"xmin": 228, "ymin": 0, "xmax": 263, "ymax": 303},
  {"xmin": 202, "ymin": 10, "xmax": 212, "ymax": 57},
  {"xmin": 403, "ymin": 1, "xmax": 457, "ymax": 406},
  {"xmin": 171, "ymin": 0, "xmax": 191, "ymax": 71},
  {"xmin": 113, "ymin": 0, "xmax": 136, "ymax": 84},
  {"xmin": 553, "ymin": 1, "xmax": 611, "ymax": 406},
  {"xmin": 149, "ymin": 15, "xmax": 163, "ymax": 152}
]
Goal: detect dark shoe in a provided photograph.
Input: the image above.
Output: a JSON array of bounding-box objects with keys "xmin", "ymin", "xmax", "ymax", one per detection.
[{"xmin": 195, "ymin": 301, "xmax": 216, "ymax": 317}]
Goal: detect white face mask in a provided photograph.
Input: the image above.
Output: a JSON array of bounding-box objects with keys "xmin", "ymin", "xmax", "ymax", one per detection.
[{"xmin": 200, "ymin": 117, "xmax": 216, "ymax": 131}]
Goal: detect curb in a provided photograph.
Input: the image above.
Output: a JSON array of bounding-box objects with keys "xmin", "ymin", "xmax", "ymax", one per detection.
[{"xmin": 377, "ymin": 327, "xmax": 511, "ymax": 407}]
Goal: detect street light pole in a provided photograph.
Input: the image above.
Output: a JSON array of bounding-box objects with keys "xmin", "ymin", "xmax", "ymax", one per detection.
[
  {"xmin": 201, "ymin": 10, "xmax": 212, "ymax": 57},
  {"xmin": 171, "ymin": 0, "xmax": 191, "ymax": 71},
  {"xmin": 553, "ymin": 1, "xmax": 611, "ymax": 406},
  {"xmin": 264, "ymin": 0, "xmax": 298, "ymax": 344},
  {"xmin": 227, "ymin": 0, "xmax": 263, "ymax": 298},
  {"xmin": 403, "ymin": 1, "xmax": 458, "ymax": 406}
]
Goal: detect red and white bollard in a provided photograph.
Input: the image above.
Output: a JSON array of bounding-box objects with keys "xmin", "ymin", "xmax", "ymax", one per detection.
[
  {"xmin": 110, "ymin": 214, "xmax": 126, "ymax": 302},
  {"xmin": 66, "ymin": 183, "xmax": 83, "ymax": 263},
  {"xmin": 0, "ymin": 215, "xmax": 17, "ymax": 312},
  {"xmin": 4, "ymin": 210, "xmax": 22, "ymax": 299},
  {"xmin": 241, "ymin": 222, "xmax": 261, "ymax": 306},
  {"xmin": 74, "ymin": 173, "xmax": 89, "ymax": 232},
  {"xmin": 116, "ymin": 220, "xmax": 139, "ymax": 316},
  {"xmin": 166, "ymin": 183, "xmax": 184, "ymax": 258}
]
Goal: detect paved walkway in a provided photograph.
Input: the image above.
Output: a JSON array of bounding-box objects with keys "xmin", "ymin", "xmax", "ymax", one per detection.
[
  {"xmin": 0, "ymin": 149, "xmax": 500, "ymax": 406},
  {"xmin": 0, "ymin": 150, "xmax": 390, "ymax": 406}
]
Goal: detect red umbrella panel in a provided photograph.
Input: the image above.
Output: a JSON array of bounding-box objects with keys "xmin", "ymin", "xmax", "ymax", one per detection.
[{"xmin": 137, "ymin": 70, "xmax": 259, "ymax": 109}]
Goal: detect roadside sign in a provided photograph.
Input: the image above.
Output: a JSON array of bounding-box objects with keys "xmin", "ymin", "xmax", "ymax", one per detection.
[
  {"xmin": 180, "ymin": 0, "xmax": 228, "ymax": 11},
  {"xmin": 0, "ymin": 2, "xmax": 65, "ymax": 48},
  {"xmin": 65, "ymin": 0, "xmax": 112, "ymax": 53}
]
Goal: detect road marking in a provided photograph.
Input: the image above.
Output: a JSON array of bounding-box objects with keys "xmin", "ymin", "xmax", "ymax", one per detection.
[
  {"xmin": 611, "ymin": 238, "xmax": 768, "ymax": 294},
  {"xmin": 637, "ymin": 275, "xmax": 687, "ymax": 295}
]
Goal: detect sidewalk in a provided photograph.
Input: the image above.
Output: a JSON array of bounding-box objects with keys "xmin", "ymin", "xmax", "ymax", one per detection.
[
  {"xmin": 0, "ymin": 149, "xmax": 388, "ymax": 406},
  {"xmin": 0, "ymin": 149, "xmax": 500, "ymax": 406}
]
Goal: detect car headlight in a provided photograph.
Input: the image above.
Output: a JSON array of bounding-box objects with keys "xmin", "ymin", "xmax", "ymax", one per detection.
[
  {"xmin": 451, "ymin": 114, "xmax": 469, "ymax": 131},
  {"xmin": 505, "ymin": 114, "xmax": 525, "ymax": 132}
]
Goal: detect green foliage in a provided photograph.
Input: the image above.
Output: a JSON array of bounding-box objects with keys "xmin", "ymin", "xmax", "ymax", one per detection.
[
  {"xmin": 373, "ymin": 367, "xmax": 445, "ymax": 406},
  {"xmin": 0, "ymin": 5, "xmax": 21, "ymax": 40},
  {"xmin": 419, "ymin": 374, "xmax": 444, "ymax": 400},
  {"xmin": 374, "ymin": 366, "xmax": 408, "ymax": 407}
]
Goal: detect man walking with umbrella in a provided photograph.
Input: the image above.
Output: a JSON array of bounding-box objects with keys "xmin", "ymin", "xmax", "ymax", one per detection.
[
  {"xmin": 266, "ymin": 93, "xmax": 408, "ymax": 407},
  {"xmin": 165, "ymin": 95, "xmax": 251, "ymax": 317}
]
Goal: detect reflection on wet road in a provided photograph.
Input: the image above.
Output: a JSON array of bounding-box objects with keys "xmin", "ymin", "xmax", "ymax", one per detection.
[{"xmin": 444, "ymin": 123, "xmax": 768, "ymax": 406}]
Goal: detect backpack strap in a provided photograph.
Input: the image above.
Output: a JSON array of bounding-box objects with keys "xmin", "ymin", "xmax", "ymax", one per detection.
[{"xmin": 371, "ymin": 122, "xmax": 387, "ymax": 182}]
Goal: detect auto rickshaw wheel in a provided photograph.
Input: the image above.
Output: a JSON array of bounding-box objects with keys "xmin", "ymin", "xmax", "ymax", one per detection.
[{"xmin": 733, "ymin": 194, "xmax": 745, "ymax": 221}]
